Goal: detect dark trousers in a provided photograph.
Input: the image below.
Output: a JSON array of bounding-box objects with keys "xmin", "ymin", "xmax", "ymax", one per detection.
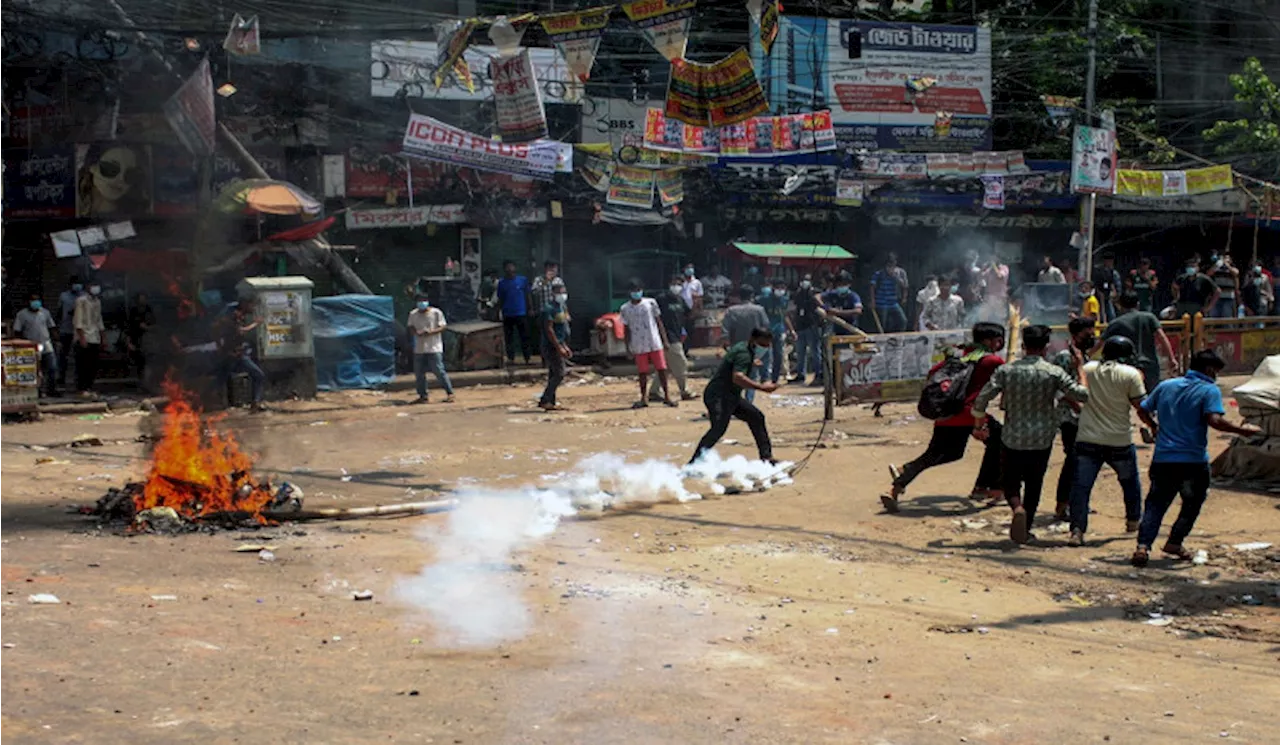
[
  {"xmin": 503, "ymin": 316, "xmax": 531, "ymax": 363},
  {"xmin": 893, "ymin": 419, "xmax": 1003, "ymax": 494},
  {"xmin": 75, "ymin": 343, "xmax": 100, "ymax": 392},
  {"xmin": 40, "ymin": 351, "xmax": 59, "ymax": 396},
  {"xmin": 59, "ymin": 333, "xmax": 74, "ymax": 384},
  {"xmin": 1002, "ymin": 446, "xmax": 1053, "ymax": 526},
  {"xmin": 232, "ymin": 355, "xmax": 266, "ymax": 403},
  {"xmin": 1069, "ymin": 442, "xmax": 1143, "ymax": 535},
  {"xmin": 1137, "ymin": 462, "xmax": 1210, "ymax": 548},
  {"xmin": 690, "ymin": 389, "xmax": 772, "ymax": 464},
  {"xmin": 539, "ymin": 341, "xmax": 566, "ymax": 406},
  {"xmin": 1055, "ymin": 421, "xmax": 1079, "ymax": 510}
]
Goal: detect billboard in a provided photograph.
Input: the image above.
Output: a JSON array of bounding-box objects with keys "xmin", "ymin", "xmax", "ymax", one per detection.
[
  {"xmin": 751, "ymin": 19, "xmax": 992, "ymax": 152},
  {"xmin": 371, "ymin": 40, "xmax": 582, "ymax": 104}
]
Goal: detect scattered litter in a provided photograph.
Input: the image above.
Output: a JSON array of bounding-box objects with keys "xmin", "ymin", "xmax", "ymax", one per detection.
[
  {"xmin": 234, "ymin": 544, "xmax": 277, "ymax": 553},
  {"xmin": 1232, "ymin": 542, "xmax": 1272, "ymax": 552},
  {"xmin": 27, "ymin": 444, "xmax": 49, "ymax": 451},
  {"xmin": 352, "ymin": 590, "xmax": 374, "ymax": 601},
  {"xmin": 309, "ymin": 421, "xmax": 330, "ymax": 426},
  {"xmin": 70, "ymin": 434, "xmax": 104, "ymax": 447},
  {"xmin": 976, "ymin": 627, "xmax": 990, "ymax": 635},
  {"xmin": 769, "ymin": 395, "xmax": 818, "ymax": 408},
  {"xmin": 134, "ymin": 506, "xmax": 184, "ymax": 532},
  {"xmin": 77, "ymin": 414, "xmax": 104, "ymax": 421},
  {"xmin": 1241, "ymin": 595, "xmax": 1262, "ymax": 606},
  {"xmin": 1192, "ymin": 549, "xmax": 1209, "ymax": 566},
  {"xmin": 35, "ymin": 457, "xmax": 71, "ymax": 466},
  {"xmin": 960, "ymin": 519, "xmax": 989, "ymax": 531},
  {"xmin": 28, "ymin": 594, "xmax": 61, "ymax": 604},
  {"xmin": 722, "ymin": 439, "xmax": 739, "ymax": 446},
  {"xmin": 627, "ymin": 428, "xmax": 647, "ymax": 434},
  {"xmin": 1146, "ymin": 617, "xmax": 1173, "ymax": 627},
  {"xmin": 150, "ymin": 594, "xmax": 178, "ymax": 601},
  {"xmin": 258, "ymin": 550, "xmax": 275, "ymax": 562},
  {"xmin": 825, "ymin": 627, "xmax": 838, "ymax": 634},
  {"xmin": 396, "ymin": 412, "xmax": 411, "ymax": 417},
  {"xmin": 3, "ymin": 643, "xmax": 15, "ymax": 648}
]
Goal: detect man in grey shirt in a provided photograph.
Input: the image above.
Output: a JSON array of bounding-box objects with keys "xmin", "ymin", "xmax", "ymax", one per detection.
[
  {"xmin": 13, "ymin": 292, "xmax": 59, "ymax": 397},
  {"xmin": 721, "ymin": 286, "xmax": 770, "ymax": 402}
]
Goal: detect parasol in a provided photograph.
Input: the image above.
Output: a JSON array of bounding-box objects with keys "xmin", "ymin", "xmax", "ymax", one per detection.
[{"xmin": 216, "ymin": 179, "xmax": 323, "ymax": 217}]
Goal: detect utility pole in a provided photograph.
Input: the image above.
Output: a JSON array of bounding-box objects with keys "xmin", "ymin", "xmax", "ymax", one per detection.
[{"xmin": 1079, "ymin": 0, "xmax": 1099, "ymax": 282}]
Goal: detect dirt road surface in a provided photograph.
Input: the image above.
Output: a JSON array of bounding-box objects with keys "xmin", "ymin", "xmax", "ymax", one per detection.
[{"xmin": 3, "ymin": 374, "xmax": 1278, "ymax": 744}]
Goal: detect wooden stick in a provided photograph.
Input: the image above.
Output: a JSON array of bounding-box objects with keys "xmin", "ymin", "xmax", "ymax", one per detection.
[{"xmin": 265, "ymin": 499, "xmax": 458, "ymax": 521}]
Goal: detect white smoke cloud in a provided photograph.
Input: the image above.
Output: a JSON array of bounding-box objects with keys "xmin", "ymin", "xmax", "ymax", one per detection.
[{"xmin": 396, "ymin": 450, "xmax": 792, "ymax": 648}]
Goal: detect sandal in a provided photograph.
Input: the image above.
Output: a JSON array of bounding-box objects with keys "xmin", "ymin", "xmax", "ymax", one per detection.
[
  {"xmin": 631, "ymin": 401, "xmax": 649, "ymax": 409},
  {"xmin": 1161, "ymin": 544, "xmax": 1193, "ymax": 561},
  {"xmin": 880, "ymin": 494, "xmax": 900, "ymax": 514},
  {"xmin": 1131, "ymin": 546, "xmax": 1150, "ymax": 568}
]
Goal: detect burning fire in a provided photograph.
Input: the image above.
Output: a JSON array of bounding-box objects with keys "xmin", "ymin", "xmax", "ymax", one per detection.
[{"xmin": 135, "ymin": 382, "xmax": 275, "ymax": 521}]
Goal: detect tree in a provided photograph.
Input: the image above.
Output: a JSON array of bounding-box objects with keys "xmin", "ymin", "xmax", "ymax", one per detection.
[{"xmin": 1202, "ymin": 57, "xmax": 1280, "ymax": 178}]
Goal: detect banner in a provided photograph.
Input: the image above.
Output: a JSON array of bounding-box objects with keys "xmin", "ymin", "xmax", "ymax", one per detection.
[
  {"xmin": 163, "ymin": 58, "xmax": 216, "ymax": 157},
  {"xmin": 666, "ymin": 48, "xmax": 769, "ymax": 127},
  {"xmin": 835, "ymin": 177, "xmax": 864, "ymax": 206},
  {"xmin": 759, "ymin": 1, "xmax": 780, "ymax": 55},
  {"xmin": 75, "ymin": 143, "xmax": 153, "ymax": 218},
  {"xmin": 981, "ymin": 174, "xmax": 1005, "ymax": 210},
  {"xmin": 752, "ymin": 19, "xmax": 992, "ymax": 151},
  {"xmin": 622, "ymin": 0, "xmax": 696, "ymax": 62},
  {"xmin": 488, "ymin": 15, "xmax": 531, "ymax": 57},
  {"xmin": 345, "ymin": 205, "xmax": 466, "ymax": 230},
  {"xmin": 607, "ymin": 165, "xmax": 656, "ymax": 207},
  {"xmin": 540, "ymin": 7, "xmax": 613, "ymax": 82},
  {"xmin": 642, "ymin": 108, "xmax": 717, "ymax": 154},
  {"xmin": 2, "ymin": 146, "xmax": 76, "ymax": 218},
  {"xmin": 1041, "ymin": 95, "xmax": 1077, "ymax": 132},
  {"xmin": 656, "ymin": 168, "xmax": 685, "ymax": 206},
  {"xmin": 858, "ymin": 152, "xmax": 928, "ymax": 179},
  {"xmin": 433, "ymin": 19, "xmax": 480, "ymax": 92},
  {"xmin": 577, "ymin": 151, "xmax": 614, "ymax": 192},
  {"xmin": 372, "ymin": 40, "xmax": 580, "ymax": 103},
  {"xmin": 1185, "ymin": 164, "xmax": 1233, "ymax": 194},
  {"xmin": 1070, "ymin": 125, "xmax": 1116, "ymax": 194},
  {"xmin": 1115, "ymin": 164, "xmax": 1233, "ymax": 198},
  {"xmin": 1161, "ymin": 170, "xmax": 1187, "ymax": 197},
  {"xmin": 1116, "ymin": 169, "xmax": 1161, "ymax": 197},
  {"xmin": 402, "ymin": 113, "xmax": 560, "ymax": 180},
  {"xmin": 491, "ymin": 50, "xmax": 549, "ymax": 142},
  {"xmin": 223, "ymin": 14, "xmax": 261, "ymax": 56}
]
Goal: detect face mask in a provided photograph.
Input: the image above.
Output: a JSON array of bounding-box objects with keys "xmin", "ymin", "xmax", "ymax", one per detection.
[
  {"xmin": 72, "ymin": 284, "xmax": 84, "ymax": 292},
  {"xmin": 684, "ymin": 268, "xmax": 695, "ymax": 277},
  {"xmin": 799, "ymin": 280, "xmax": 811, "ymax": 289},
  {"xmin": 760, "ymin": 286, "xmax": 773, "ymax": 297},
  {"xmin": 89, "ymin": 286, "xmax": 102, "ymax": 296},
  {"xmin": 1185, "ymin": 266, "xmax": 1197, "ymax": 276},
  {"xmin": 669, "ymin": 285, "xmax": 683, "ymax": 295},
  {"xmin": 950, "ymin": 285, "xmax": 960, "ymax": 294},
  {"xmin": 417, "ymin": 301, "xmax": 430, "ymax": 310},
  {"xmin": 755, "ymin": 344, "xmax": 770, "ymax": 355},
  {"xmin": 554, "ymin": 293, "xmax": 568, "ymax": 304},
  {"xmin": 776, "ymin": 290, "xmax": 787, "ymax": 299},
  {"xmin": 1075, "ymin": 335, "xmax": 1095, "ymax": 352},
  {"xmin": 837, "ymin": 286, "xmax": 851, "ymax": 295},
  {"xmin": 630, "ymin": 291, "xmax": 643, "ymax": 301},
  {"xmin": 1210, "ymin": 255, "xmax": 1219, "ymax": 263},
  {"xmin": 29, "ymin": 300, "xmax": 42, "ymax": 310}
]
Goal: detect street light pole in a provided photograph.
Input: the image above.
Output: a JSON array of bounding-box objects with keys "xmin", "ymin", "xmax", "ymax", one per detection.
[{"xmin": 1080, "ymin": 0, "xmax": 1099, "ymax": 282}]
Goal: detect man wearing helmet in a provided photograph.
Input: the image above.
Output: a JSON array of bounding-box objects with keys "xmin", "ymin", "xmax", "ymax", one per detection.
[{"xmin": 1066, "ymin": 336, "xmax": 1150, "ymax": 546}]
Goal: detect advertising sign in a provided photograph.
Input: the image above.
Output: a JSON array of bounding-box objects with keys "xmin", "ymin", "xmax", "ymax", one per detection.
[
  {"xmin": 751, "ymin": 19, "xmax": 992, "ymax": 151},
  {"xmin": 345, "ymin": 205, "xmax": 467, "ymax": 229},
  {"xmin": 1070, "ymin": 125, "xmax": 1117, "ymax": 195},
  {"xmin": 837, "ymin": 330, "xmax": 969, "ymax": 404},
  {"xmin": 371, "ymin": 40, "xmax": 581, "ymax": 104},
  {"xmin": 491, "ymin": 50, "xmax": 549, "ymax": 142},
  {"xmin": 2, "ymin": 145, "xmax": 76, "ymax": 218},
  {"xmin": 402, "ymin": 113, "xmax": 561, "ymax": 180}
]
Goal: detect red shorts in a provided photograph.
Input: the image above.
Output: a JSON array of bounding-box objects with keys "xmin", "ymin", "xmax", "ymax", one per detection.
[{"xmin": 634, "ymin": 349, "xmax": 668, "ymax": 374}]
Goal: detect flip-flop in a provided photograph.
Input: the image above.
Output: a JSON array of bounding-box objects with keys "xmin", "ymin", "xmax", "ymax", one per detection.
[
  {"xmin": 1161, "ymin": 544, "xmax": 1193, "ymax": 561},
  {"xmin": 631, "ymin": 401, "xmax": 649, "ymax": 409},
  {"xmin": 880, "ymin": 494, "xmax": 900, "ymax": 513},
  {"xmin": 1010, "ymin": 508, "xmax": 1030, "ymax": 544}
]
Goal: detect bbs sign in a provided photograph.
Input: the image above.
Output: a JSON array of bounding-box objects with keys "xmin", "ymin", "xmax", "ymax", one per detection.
[{"xmin": 580, "ymin": 98, "xmax": 650, "ymax": 153}]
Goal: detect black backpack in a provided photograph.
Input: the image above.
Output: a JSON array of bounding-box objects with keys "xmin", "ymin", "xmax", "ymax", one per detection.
[{"xmin": 918, "ymin": 353, "xmax": 976, "ymax": 420}]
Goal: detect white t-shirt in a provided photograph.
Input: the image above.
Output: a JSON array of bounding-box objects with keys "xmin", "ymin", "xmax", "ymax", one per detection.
[
  {"xmin": 407, "ymin": 307, "xmax": 447, "ymax": 354},
  {"xmin": 1077, "ymin": 361, "xmax": 1146, "ymax": 447},
  {"xmin": 618, "ymin": 298, "xmax": 664, "ymax": 354},
  {"xmin": 1038, "ymin": 266, "xmax": 1066, "ymax": 284},
  {"xmin": 681, "ymin": 278, "xmax": 704, "ymax": 309}
]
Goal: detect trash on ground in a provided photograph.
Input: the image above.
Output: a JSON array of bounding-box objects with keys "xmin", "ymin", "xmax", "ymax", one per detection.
[
  {"xmin": 35, "ymin": 457, "xmax": 71, "ymax": 466},
  {"xmin": 234, "ymin": 544, "xmax": 278, "ymax": 553},
  {"xmin": 70, "ymin": 434, "xmax": 104, "ymax": 447},
  {"xmin": 352, "ymin": 590, "xmax": 374, "ymax": 601},
  {"xmin": 28, "ymin": 594, "xmax": 62, "ymax": 604},
  {"xmin": 258, "ymin": 549, "xmax": 276, "ymax": 562},
  {"xmin": 1232, "ymin": 542, "xmax": 1272, "ymax": 552},
  {"xmin": 150, "ymin": 594, "xmax": 178, "ymax": 601}
]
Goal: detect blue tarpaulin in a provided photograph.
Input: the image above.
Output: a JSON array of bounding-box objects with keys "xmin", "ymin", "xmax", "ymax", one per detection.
[{"xmin": 312, "ymin": 295, "xmax": 395, "ymax": 390}]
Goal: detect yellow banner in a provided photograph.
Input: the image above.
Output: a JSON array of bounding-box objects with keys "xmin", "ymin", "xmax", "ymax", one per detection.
[
  {"xmin": 1184, "ymin": 164, "xmax": 1233, "ymax": 195},
  {"xmin": 1116, "ymin": 165, "xmax": 1233, "ymax": 198},
  {"xmin": 1115, "ymin": 170, "xmax": 1162, "ymax": 197}
]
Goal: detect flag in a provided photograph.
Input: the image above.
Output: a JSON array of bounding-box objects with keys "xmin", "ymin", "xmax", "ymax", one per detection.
[
  {"xmin": 223, "ymin": 14, "xmax": 261, "ymax": 56},
  {"xmin": 434, "ymin": 19, "xmax": 479, "ymax": 92},
  {"xmin": 539, "ymin": 7, "xmax": 613, "ymax": 83},
  {"xmin": 163, "ymin": 58, "xmax": 216, "ymax": 157}
]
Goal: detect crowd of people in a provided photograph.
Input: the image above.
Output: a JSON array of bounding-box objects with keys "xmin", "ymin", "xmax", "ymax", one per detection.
[{"xmin": 881, "ymin": 318, "xmax": 1260, "ymax": 564}]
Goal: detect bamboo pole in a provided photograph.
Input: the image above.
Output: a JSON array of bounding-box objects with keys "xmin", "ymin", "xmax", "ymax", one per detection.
[{"xmin": 266, "ymin": 499, "xmax": 458, "ymax": 521}]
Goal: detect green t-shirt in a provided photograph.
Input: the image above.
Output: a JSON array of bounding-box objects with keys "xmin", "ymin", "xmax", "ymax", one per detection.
[{"xmin": 708, "ymin": 341, "xmax": 755, "ymax": 397}]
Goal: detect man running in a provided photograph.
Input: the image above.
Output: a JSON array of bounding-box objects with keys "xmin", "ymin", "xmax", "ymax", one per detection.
[
  {"xmin": 1067, "ymin": 336, "xmax": 1147, "ymax": 546},
  {"xmin": 883, "ymin": 322, "xmax": 1007, "ymax": 513},
  {"xmin": 1051, "ymin": 318, "xmax": 1097, "ymax": 521},
  {"xmin": 972, "ymin": 324, "xmax": 1089, "ymax": 544},
  {"xmin": 689, "ymin": 327, "xmax": 778, "ymax": 466},
  {"xmin": 1131, "ymin": 350, "xmax": 1261, "ymax": 566}
]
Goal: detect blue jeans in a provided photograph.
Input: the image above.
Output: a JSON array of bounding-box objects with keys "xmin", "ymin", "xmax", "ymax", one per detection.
[
  {"xmin": 1210, "ymin": 296, "xmax": 1236, "ymax": 319},
  {"xmin": 745, "ymin": 347, "xmax": 770, "ymax": 403},
  {"xmin": 769, "ymin": 324, "xmax": 786, "ymax": 383},
  {"xmin": 794, "ymin": 326, "xmax": 823, "ymax": 379},
  {"xmin": 878, "ymin": 304, "xmax": 908, "ymax": 333},
  {"xmin": 1069, "ymin": 442, "xmax": 1142, "ymax": 535},
  {"xmin": 414, "ymin": 352, "xmax": 453, "ymax": 398},
  {"xmin": 40, "ymin": 351, "xmax": 59, "ymax": 396},
  {"xmin": 233, "ymin": 355, "xmax": 266, "ymax": 403}
]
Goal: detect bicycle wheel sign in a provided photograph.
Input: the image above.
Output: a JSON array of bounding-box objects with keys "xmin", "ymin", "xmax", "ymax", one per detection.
[{"xmin": 371, "ymin": 40, "xmax": 582, "ymax": 105}]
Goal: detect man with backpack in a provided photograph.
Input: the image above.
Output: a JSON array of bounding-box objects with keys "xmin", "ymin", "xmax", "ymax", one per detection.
[{"xmin": 881, "ymin": 322, "xmax": 1007, "ymax": 513}]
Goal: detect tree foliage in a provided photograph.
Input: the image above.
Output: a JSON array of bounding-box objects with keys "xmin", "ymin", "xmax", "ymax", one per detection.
[{"xmin": 1202, "ymin": 57, "xmax": 1280, "ymax": 175}]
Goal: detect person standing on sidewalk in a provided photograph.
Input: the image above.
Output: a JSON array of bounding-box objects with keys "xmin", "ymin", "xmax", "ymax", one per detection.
[
  {"xmin": 619, "ymin": 281, "xmax": 676, "ymax": 410},
  {"xmin": 680, "ymin": 263, "xmax": 704, "ymax": 354},
  {"xmin": 72, "ymin": 281, "xmax": 106, "ymax": 397},
  {"xmin": 757, "ymin": 277, "xmax": 794, "ymax": 384},
  {"xmin": 497, "ymin": 260, "xmax": 532, "ymax": 365},
  {"xmin": 1067, "ymin": 336, "xmax": 1148, "ymax": 546},
  {"xmin": 1094, "ymin": 253, "xmax": 1123, "ymax": 322},
  {"xmin": 869, "ymin": 253, "xmax": 909, "ymax": 333},
  {"xmin": 790, "ymin": 274, "xmax": 824, "ymax": 385},
  {"xmin": 538, "ymin": 279, "xmax": 572, "ymax": 412},
  {"xmin": 1131, "ymin": 350, "xmax": 1261, "ymax": 566},
  {"xmin": 650, "ymin": 274, "xmax": 697, "ymax": 402},
  {"xmin": 689, "ymin": 327, "xmax": 778, "ymax": 466},
  {"xmin": 1172, "ymin": 255, "xmax": 1218, "ymax": 319},
  {"xmin": 883, "ymin": 322, "xmax": 1007, "ymax": 513},
  {"xmin": 721, "ymin": 286, "xmax": 770, "ymax": 403},
  {"xmin": 13, "ymin": 293, "xmax": 59, "ymax": 397},
  {"xmin": 1127, "ymin": 257, "xmax": 1159, "ymax": 313},
  {"xmin": 56, "ymin": 276, "xmax": 83, "ymax": 388},
  {"xmin": 1207, "ymin": 253, "xmax": 1240, "ymax": 319},
  {"xmin": 972, "ymin": 324, "xmax": 1089, "ymax": 544},
  {"xmin": 1051, "ymin": 317, "xmax": 1097, "ymax": 521},
  {"xmin": 226, "ymin": 304, "xmax": 268, "ymax": 411},
  {"xmin": 407, "ymin": 293, "xmax": 455, "ymax": 404}
]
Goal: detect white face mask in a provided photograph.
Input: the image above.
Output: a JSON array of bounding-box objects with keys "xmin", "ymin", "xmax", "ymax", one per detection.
[
  {"xmin": 669, "ymin": 285, "xmax": 683, "ymax": 295},
  {"xmin": 89, "ymin": 286, "xmax": 102, "ymax": 296},
  {"xmin": 554, "ymin": 293, "xmax": 568, "ymax": 304}
]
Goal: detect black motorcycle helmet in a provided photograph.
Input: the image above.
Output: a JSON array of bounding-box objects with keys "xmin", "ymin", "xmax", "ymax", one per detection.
[{"xmin": 1102, "ymin": 335, "xmax": 1136, "ymax": 363}]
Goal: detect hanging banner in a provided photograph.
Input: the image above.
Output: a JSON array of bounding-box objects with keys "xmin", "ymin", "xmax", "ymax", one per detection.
[
  {"xmin": 491, "ymin": 50, "xmax": 549, "ymax": 143},
  {"xmin": 981, "ymin": 175, "xmax": 1005, "ymax": 210},
  {"xmin": 835, "ymin": 177, "xmax": 864, "ymax": 206},
  {"xmin": 1185, "ymin": 164, "xmax": 1233, "ymax": 194},
  {"xmin": 373, "ymin": 41, "xmax": 581, "ymax": 103},
  {"xmin": 163, "ymin": 58, "xmax": 216, "ymax": 158},
  {"xmin": 1115, "ymin": 170, "xmax": 1163, "ymax": 197},
  {"xmin": 540, "ymin": 7, "xmax": 613, "ymax": 82},
  {"xmin": 759, "ymin": 1, "xmax": 780, "ymax": 56},
  {"xmin": 433, "ymin": 19, "xmax": 479, "ymax": 92},
  {"xmin": 1070, "ymin": 125, "xmax": 1116, "ymax": 195},
  {"xmin": 1041, "ymin": 95, "xmax": 1077, "ymax": 132},
  {"xmin": 656, "ymin": 168, "xmax": 685, "ymax": 206},
  {"xmin": 622, "ymin": 0, "xmax": 696, "ymax": 62},
  {"xmin": 642, "ymin": 108, "xmax": 717, "ymax": 154},
  {"xmin": 1114, "ymin": 165, "xmax": 1234, "ymax": 198},
  {"xmin": 488, "ymin": 15, "xmax": 532, "ymax": 57},
  {"xmin": 858, "ymin": 152, "xmax": 928, "ymax": 179},
  {"xmin": 345, "ymin": 205, "xmax": 467, "ymax": 230},
  {"xmin": 1161, "ymin": 170, "xmax": 1187, "ymax": 197},
  {"xmin": 577, "ymin": 151, "xmax": 614, "ymax": 192},
  {"xmin": 607, "ymin": 165, "xmax": 656, "ymax": 207},
  {"xmin": 223, "ymin": 14, "xmax": 261, "ymax": 56},
  {"xmin": 402, "ymin": 113, "xmax": 560, "ymax": 180},
  {"xmin": 666, "ymin": 48, "xmax": 769, "ymax": 128}
]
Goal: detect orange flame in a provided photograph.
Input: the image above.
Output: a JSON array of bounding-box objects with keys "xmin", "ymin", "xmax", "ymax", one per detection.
[{"xmin": 135, "ymin": 382, "xmax": 273, "ymax": 521}]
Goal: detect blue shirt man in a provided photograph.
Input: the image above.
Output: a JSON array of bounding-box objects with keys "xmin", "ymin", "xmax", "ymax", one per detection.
[
  {"xmin": 869, "ymin": 255, "xmax": 909, "ymax": 333},
  {"xmin": 1141, "ymin": 370, "xmax": 1224, "ymax": 463},
  {"xmin": 496, "ymin": 261, "xmax": 532, "ymax": 364}
]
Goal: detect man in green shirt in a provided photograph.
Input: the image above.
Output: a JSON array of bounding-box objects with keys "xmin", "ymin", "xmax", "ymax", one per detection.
[{"xmin": 689, "ymin": 327, "xmax": 779, "ymax": 465}]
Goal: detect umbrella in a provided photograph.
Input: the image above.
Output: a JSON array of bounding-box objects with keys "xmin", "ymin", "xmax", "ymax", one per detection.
[{"xmin": 217, "ymin": 179, "xmax": 323, "ymax": 217}]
